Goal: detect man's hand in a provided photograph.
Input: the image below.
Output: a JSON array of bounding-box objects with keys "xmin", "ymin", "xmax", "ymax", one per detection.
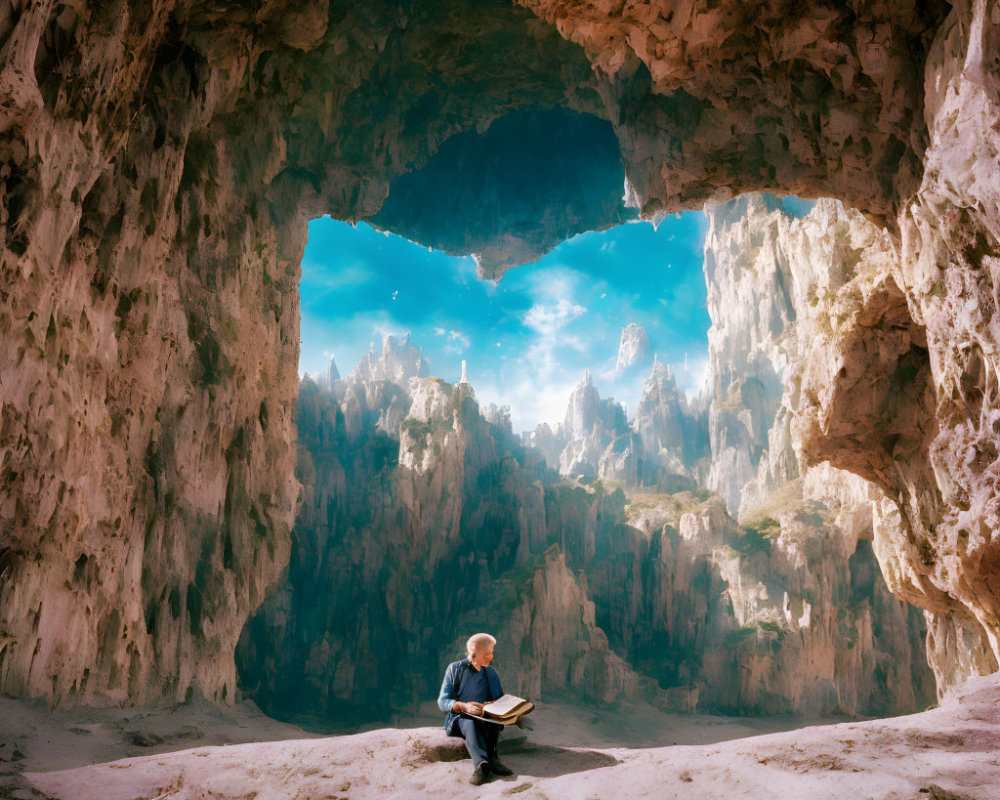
[{"xmin": 458, "ymin": 702, "xmax": 484, "ymax": 716}]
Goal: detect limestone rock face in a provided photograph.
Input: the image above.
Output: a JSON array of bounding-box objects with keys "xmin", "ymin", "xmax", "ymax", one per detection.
[
  {"xmin": 623, "ymin": 493, "xmax": 934, "ymax": 715},
  {"xmin": 513, "ymin": 0, "xmax": 947, "ymax": 226},
  {"xmin": 468, "ymin": 549, "xmax": 641, "ymax": 704},
  {"xmin": 615, "ymin": 323, "xmax": 653, "ymax": 376},
  {"xmin": 776, "ymin": 5, "xmax": 1000, "ymax": 688},
  {"xmin": 370, "ymin": 107, "xmax": 636, "ymax": 273},
  {"xmin": 237, "ymin": 361, "xmax": 637, "ymax": 718},
  {"xmin": 339, "ymin": 372, "xmax": 411, "ymax": 441},
  {"xmin": 700, "ymin": 192, "xmax": 974, "ymax": 693},
  {"xmin": 521, "ymin": 422, "xmax": 564, "ymax": 473},
  {"xmin": 813, "ymin": 3, "xmax": 1000, "ymax": 690},
  {"xmin": 0, "ymin": 2, "xmax": 304, "ymax": 706},
  {"xmin": 701, "ymin": 163, "xmax": 1000, "ymax": 692},
  {"xmin": 397, "ymin": 378, "xmax": 472, "ymax": 476},
  {"xmin": 632, "ymin": 358, "xmax": 708, "ymax": 485},
  {"xmin": 326, "ymin": 355, "xmax": 341, "ymax": 385},
  {"xmin": 348, "ymin": 334, "xmax": 429, "ymax": 385},
  {"xmin": 558, "ymin": 370, "xmax": 630, "ymax": 479},
  {"xmin": 481, "ymin": 402, "xmax": 513, "ymax": 434},
  {"xmin": 702, "ymin": 193, "xmax": 891, "ymax": 520},
  {"xmin": 703, "ymin": 194, "xmax": 791, "ymax": 516},
  {"xmin": 525, "ymin": 364, "xmax": 707, "ymax": 489}
]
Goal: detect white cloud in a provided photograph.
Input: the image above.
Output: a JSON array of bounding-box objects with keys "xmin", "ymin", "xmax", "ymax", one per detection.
[
  {"xmin": 447, "ymin": 332, "xmax": 471, "ymax": 354},
  {"xmin": 476, "ymin": 374, "xmax": 577, "ymax": 433},
  {"xmin": 562, "ymin": 334, "xmax": 587, "ymax": 353},
  {"xmin": 522, "ymin": 339, "xmax": 557, "ymax": 380},
  {"xmin": 368, "ymin": 311, "xmax": 410, "ymax": 344},
  {"xmin": 502, "ymin": 270, "xmax": 594, "ymax": 417},
  {"xmin": 300, "ymin": 260, "xmax": 372, "ymax": 291},
  {"xmin": 433, "ymin": 328, "xmax": 470, "ymax": 346},
  {"xmin": 480, "ymin": 271, "xmax": 592, "ymax": 428},
  {"xmin": 676, "ymin": 353, "xmax": 711, "ymax": 399},
  {"xmin": 433, "ymin": 328, "xmax": 471, "ymax": 354},
  {"xmin": 522, "ymin": 298, "xmax": 587, "ymax": 336}
]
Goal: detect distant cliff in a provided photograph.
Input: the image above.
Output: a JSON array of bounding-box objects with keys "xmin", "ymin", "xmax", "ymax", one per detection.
[
  {"xmin": 236, "ymin": 342, "xmax": 635, "ymax": 721},
  {"xmin": 523, "ymin": 356, "xmax": 709, "ymax": 490},
  {"xmin": 701, "ymin": 192, "xmax": 999, "ymax": 693},
  {"xmin": 237, "ymin": 331, "xmax": 933, "ymax": 723}
]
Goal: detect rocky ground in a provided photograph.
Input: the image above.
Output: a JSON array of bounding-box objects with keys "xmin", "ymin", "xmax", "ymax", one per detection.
[{"xmin": 7, "ymin": 674, "xmax": 998, "ymax": 800}]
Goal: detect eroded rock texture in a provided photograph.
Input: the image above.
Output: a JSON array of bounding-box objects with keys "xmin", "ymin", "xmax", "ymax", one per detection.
[
  {"xmin": 700, "ymin": 193, "xmax": 940, "ymax": 707},
  {"xmin": 702, "ymin": 188, "xmax": 999, "ymax": 695},
  {"xmin": 0, "ymin": 0, "xmax": 996, "ymax": 706},
  {"xmin": 0, "ymin": 2, "xmax": 305, "ymax": 705},
  {"xmin": 370, "ymin": 106, "xmax": 636, "ymax": 270},
  {"xmin": 514, "ymin": 0, "xmax": 948, "ymax": 228},
  {"xmin": 833, "ymin": 4, "xmax": 1000, "ymax": 690}
]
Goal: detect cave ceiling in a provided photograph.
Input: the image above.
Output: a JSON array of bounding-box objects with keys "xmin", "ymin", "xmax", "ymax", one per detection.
[{"xmin": 172, "ymin": 0, "xmax": 950, "ymax": 268}]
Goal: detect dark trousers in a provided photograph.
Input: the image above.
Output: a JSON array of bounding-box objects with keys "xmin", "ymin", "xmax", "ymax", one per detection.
[{"xmin": 457, "ymin": 717, "xmax": 500, "ymax": 767}]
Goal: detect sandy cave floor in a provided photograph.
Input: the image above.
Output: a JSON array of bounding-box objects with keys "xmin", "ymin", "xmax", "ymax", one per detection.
[{"xmin": 2, "ymin": 676, "xmax": 998, "ymax": 800}]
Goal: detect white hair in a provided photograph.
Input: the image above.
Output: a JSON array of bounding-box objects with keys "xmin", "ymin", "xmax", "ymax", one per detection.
[{"xmin": 466, "ymin": 632, "xmax": 496, "ymax": 656}]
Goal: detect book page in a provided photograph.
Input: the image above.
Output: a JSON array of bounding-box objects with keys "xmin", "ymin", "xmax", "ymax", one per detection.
[{"xmin": 482, "ymin": 694, "xmax": 527, "ymax": 717}]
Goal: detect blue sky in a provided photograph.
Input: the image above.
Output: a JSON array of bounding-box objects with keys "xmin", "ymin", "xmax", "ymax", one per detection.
[{"xmin": 299, "ymin": 214, "xmax": 711, "ymax": 433}]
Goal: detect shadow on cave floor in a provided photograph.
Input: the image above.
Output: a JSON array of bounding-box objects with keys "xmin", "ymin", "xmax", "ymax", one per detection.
[
  {"xmin": 500, "ymin": 742, "xmax": 622, "ymax": 779},
  {"xmin": 414, "ymin": 738, "xmax": 622, "ymax": 779}
]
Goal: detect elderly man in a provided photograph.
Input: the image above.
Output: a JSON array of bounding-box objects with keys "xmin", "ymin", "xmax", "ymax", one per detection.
[{"xmin": 437, "ymin": 632, "xmax": 515, "ymax": 785}]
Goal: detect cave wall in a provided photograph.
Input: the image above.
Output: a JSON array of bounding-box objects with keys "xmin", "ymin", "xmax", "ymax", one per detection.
[
  {"xmin": 702, "ymin": 175, "xmax": 1000, "ymax": 696},
  {"xmin": 790, "ymin": 3, "xmax": 1000, "ymax": 691},
  {"xmin": 696, "ymin": 191, "xmax": 948, "ymax": 709},
  {"xmin": 0, "ymin": 0, "xmax": 305, "ymax": 705},
  {"xmin": 1, "ymin": 0, "xmax": 997, "ymax": 705}
]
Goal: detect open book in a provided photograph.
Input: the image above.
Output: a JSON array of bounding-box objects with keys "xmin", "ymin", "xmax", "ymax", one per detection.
[{"xmin": 463, "ymin": 694, "xmax": 534, "ymax": 726}]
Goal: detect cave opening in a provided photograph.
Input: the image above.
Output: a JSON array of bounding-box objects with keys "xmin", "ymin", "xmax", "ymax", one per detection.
[
  {"xmin": 296, "ymin": 104, "xmax": 715, "ymax": 435},
  {"xmin": 235, "ymin": 106, "xmax": 719, "ymax": 730},
  {"xmin": 231, "ymin": 102, "xmax": 937, "ymax": 733}
]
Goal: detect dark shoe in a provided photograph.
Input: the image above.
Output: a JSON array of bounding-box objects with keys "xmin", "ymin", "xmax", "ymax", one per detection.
[
  {"xmin": 470, "ymin": 763, "xmax": 490, "ymax": 785},
  {"xmin": 488, "ymin": 758, "xmax": 513, "ymax": 776}
]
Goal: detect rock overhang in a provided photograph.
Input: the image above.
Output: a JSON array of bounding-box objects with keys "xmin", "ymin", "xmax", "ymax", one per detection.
[
  {"xmin": 367, "ymin": 106, "xmax": 637, "ymax": 277},
  {"xmin": 195, "ymin": 0, "xmax": 950, "ymax": 260}
]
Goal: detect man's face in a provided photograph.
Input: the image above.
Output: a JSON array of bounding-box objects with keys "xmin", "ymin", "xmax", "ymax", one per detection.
[{"xmin": 472, "ymin": 645, "xmax": 494, "ymax": 667}]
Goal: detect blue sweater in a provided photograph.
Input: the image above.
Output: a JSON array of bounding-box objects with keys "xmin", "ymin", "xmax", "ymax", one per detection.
[{"xmin": 437, "ymin": 658, "xmax": 503, "ymax": 736}]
